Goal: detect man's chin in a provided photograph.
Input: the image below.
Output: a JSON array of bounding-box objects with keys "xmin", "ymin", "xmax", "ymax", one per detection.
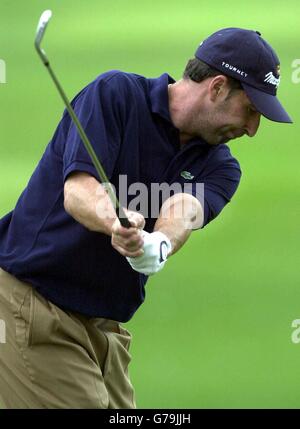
[
  {"xmin": 220, "ymin": 137, "xmax": 231, "ymax": 144},
  {"xmin": 208, "ymin": 136, "xmax": 230, "ymax": 145},
  {"xmin": 199, "ymin": 133, "xmax": 230, "ymax": 145}
]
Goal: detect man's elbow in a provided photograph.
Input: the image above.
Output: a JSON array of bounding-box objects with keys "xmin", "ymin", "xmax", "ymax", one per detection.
[
  {"xmin": 183, "ymin": 193, "xmax": 204, "ymax": 230},
  {"xmin": 161, "ymin": 193, "xmax": 204, "ymax": 230}
]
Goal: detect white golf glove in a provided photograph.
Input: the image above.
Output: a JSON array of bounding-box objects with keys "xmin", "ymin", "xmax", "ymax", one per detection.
[{"xmin": 126, "ymin": 231, "xmax": 172, "ymax": 276}]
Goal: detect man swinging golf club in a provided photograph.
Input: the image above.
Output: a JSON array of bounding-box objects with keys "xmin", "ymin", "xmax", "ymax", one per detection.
[{"xmin": 0, "ymin": 11, "xmax": 292, "ymax": 408}]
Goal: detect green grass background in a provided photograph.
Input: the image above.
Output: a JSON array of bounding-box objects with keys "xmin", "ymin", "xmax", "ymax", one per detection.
[{"xmin": 0, "ymin": 0, "xmax": 300, "ymax": 408}]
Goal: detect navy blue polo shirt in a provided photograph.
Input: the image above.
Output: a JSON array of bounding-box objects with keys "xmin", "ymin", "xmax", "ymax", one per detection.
[{"xmin": 0, "ymin": 71, "xmax": 241, "ymax": 322}]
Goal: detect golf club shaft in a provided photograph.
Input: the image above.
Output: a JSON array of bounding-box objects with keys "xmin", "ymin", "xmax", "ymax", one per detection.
[
  {"xmin": 46, "ymin": 64, "xmax": 130, "ymax": 227},
  {"xmin": 35, "ymin": 11, "xmax": 131, "ymax": 228}
]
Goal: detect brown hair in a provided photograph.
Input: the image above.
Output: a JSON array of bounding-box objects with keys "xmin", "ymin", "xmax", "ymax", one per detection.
[{"xmin": 183, "ymin": 57, "xmax": 242, "ymax": 96}]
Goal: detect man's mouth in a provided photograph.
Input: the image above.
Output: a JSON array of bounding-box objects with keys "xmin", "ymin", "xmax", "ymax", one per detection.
[{"xmin": 227, "ymin": 130, "xmax": 245, "ymax": 140}]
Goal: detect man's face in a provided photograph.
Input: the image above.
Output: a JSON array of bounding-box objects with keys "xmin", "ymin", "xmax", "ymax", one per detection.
[{"xmin": 185, "ymin": 84, "xmax": 261, "ymax": 145}]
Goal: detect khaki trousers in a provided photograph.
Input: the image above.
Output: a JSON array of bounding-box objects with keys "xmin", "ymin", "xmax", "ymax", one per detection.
[{"xmin": 0, "ymin": 268, "xmax": 136, "ymax": 409}]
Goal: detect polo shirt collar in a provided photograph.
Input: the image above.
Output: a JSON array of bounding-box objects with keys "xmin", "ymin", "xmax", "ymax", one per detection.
[{"xmin": 148, "ymin": 73, "xmax": 176, "ymax": 123}]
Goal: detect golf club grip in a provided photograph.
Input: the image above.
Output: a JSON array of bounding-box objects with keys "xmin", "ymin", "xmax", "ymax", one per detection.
[
  {"xmin": 119, "ymin": 216, "xmax": 132, "ymax": 228},
  {"xmin": 117, "ymin": 206, "xmax": 132, "ymax": 228}
]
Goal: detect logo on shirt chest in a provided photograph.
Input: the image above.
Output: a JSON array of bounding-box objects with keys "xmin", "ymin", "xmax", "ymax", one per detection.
[{"xmin": 180, "ymin": 171, "xmax": 194, "ymax": 180}]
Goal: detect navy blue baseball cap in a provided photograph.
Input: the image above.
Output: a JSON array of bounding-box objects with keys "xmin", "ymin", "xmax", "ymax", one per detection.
[{"xmin": 195, "ymin": 28, "xmax": 292, "ymax": 123}]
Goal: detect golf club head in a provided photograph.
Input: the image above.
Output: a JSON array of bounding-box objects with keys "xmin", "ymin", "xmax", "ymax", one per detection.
[{"xmin": 35, "ymin": 10, "xmax": 52, "ymax": 65}]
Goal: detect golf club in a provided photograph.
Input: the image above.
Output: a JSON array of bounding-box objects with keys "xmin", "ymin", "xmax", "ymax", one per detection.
[{"xmin": 35, "ymin": 10, "xmax": 131, "ymax": 228}]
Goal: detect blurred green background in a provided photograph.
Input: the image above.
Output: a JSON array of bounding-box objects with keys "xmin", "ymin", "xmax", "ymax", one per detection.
[{"xmin": 0, "ymin": 0, "xmax": 299, "ymax": 409}]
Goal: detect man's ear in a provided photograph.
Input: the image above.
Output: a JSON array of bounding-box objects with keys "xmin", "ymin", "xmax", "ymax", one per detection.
[{"xmin": 208, "ymin": 75, "xmax": 229, "ymax": 102}]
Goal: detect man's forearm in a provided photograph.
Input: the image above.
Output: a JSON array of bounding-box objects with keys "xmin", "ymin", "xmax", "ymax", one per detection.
[
  {"xmin": 64, "ymin": 174, "xmax": 203, "ymax": 257},
  {"xmin": 64, "ymin": 172, "xmax": 117, "ymax": 235},
  {"xmin": 64, "ymin": 172, "xmax": 145, "ymax": 258},
  {"xmin": 154, "ymin": 193, "xmax": 204, "ymax": 255}
]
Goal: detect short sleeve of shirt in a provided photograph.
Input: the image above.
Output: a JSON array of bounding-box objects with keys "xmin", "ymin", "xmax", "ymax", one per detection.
[
  {"xmin": 193, "ymin": 146, "xmax": 242, "ymax": 228},
  {"xmin": 62, "ymin": 74, "xmax": 124, "ymax": 182}
]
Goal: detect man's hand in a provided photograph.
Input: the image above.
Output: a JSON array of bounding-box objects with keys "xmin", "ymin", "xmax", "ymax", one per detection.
[
  {"xmin": 126, "ymin": 231, "xmax": 172, "ymax": 276},
  {"xmin": 111, "ymin": 210, "xmax": 145, "ymax": 257}
]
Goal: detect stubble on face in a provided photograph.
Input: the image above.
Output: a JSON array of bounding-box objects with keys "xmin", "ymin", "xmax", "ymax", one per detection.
[
  {"xmin": 184, "ymin": 90, "xmax": 250, "ymax": 146},
  {"xmin": 169, "ymin": 81, "xmax": 257, "ymax": 146},
  {"xmin": 199, "ymin": 95, "xmax": 246, "ymax": 145}
]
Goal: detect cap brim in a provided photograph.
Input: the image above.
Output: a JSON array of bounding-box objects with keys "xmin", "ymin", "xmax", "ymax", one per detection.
[{"xmin": 241, "ymin": 82, "xmax": 293, "ymax": 124}]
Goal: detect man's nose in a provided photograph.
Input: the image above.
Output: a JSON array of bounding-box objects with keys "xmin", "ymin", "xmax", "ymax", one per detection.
[{"xmin": 246, "ymin": 112, "xmax": 261, "ymax": 137}]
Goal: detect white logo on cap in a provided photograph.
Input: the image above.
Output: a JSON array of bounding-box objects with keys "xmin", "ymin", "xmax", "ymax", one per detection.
[
  {"xmin": 264, "ymin": 72, "xmax": 280, "ymax": 88},
  {"xmin": 221, "ymin": 62, "xmax": 248, "ymax": 78}
]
